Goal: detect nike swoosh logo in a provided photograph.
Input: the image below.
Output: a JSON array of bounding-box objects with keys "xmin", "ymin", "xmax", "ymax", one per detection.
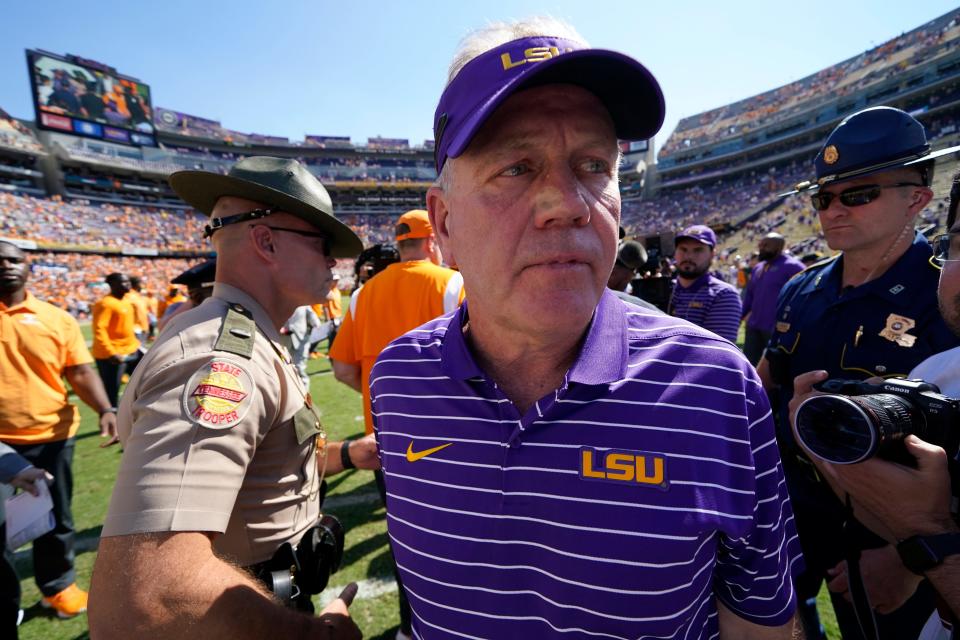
[{"xmin": 406, "ymin": 441, "xmax": 453, "ymax": 462}]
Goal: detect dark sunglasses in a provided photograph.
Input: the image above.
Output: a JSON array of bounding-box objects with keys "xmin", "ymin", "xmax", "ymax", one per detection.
[
  {"xmin": 254, "ymin": 224, "xmax": 332, "ymax": 256},
  {"xmin": 809, "ymin": 182, "xmax": 924, "ymax": 211},
  {"xmin": 932, "ymin": 232, "xmax": 960, "ymax": 265}
]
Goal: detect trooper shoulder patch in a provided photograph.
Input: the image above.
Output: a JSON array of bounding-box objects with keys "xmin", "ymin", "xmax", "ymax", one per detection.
[{"xmin": 182, "ymin": 358, "xmax": 256, "ymax": 429}]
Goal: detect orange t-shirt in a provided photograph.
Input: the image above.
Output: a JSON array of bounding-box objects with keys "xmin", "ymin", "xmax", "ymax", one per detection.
[
  {"xmin": 324, "ymin": 289, "xmax": 343, "ymax": 321},
  {"xmin": 125, "ymin": 290, "xmax": 150, "ymax": 332},
  {"xmin": 92, "ymin": 294, "xmax": 140, "ymax": 360},
  {"xmin": 330, "ymin": 260, "xmax": 464, "ymax": 434},
  {"xmin": 0, "ymin": 292, "xmax": 94, "ymax": 443}
]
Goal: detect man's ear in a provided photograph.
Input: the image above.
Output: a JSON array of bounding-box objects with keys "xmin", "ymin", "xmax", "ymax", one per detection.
[
  {"xmin": 427, "ymin": 186, "xmax": 455, "ymax": 268},
  {"xmin": 906, "ymin": 187, "xmax": 934, "ymax": 218},
  {"xmin": 248, "ymin": 225, "xmax": 277, "ymax": 262}
]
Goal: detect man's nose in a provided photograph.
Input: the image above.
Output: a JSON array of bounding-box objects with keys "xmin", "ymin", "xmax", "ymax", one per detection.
[{"xmin": 532, "ymin": 166, "xmax": 591, "ymax": 229}]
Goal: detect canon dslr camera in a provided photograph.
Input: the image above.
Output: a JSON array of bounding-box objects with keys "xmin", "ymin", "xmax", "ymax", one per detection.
[{"xmin": 794, "ymin": 378, "xmax": 960, "ymax": 465}]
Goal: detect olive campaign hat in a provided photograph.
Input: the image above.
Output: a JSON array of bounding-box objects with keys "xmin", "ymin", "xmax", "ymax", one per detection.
[{"xmin": 169, "ymin": 156, "xmax": 362, "ymax": 258}]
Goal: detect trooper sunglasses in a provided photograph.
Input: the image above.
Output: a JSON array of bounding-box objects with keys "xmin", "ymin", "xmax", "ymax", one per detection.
[
  {"xmin": 253, "ymin": 224, "xmax": 332, "ymax": 256},
  {"xmin": 810, "ymin": 182, "xmax": 924, "ymax": 211}
]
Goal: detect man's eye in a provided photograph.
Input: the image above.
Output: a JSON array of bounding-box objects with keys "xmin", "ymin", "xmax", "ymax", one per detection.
[
  {"xmin": 581, "ymin": 159, "xmax": 609, "ymax": 173},
  {"xmin": 499, "ymin": 164, "xmax": 529, "ymax": 177}
]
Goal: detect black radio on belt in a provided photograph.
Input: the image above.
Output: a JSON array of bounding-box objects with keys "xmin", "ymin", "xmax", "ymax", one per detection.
[{"xmin": 253, "ymin": 514, "xmax": 345, "ymax": 609}]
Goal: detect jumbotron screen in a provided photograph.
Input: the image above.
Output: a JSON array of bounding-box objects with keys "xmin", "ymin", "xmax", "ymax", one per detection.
[{"xmin": 26, "ymin": 49, "xmax": 155, "ymax": 146}]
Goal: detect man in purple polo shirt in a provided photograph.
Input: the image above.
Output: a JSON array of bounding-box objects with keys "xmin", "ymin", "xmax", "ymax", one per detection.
[
  {"xmin": 741, "ymin": 233, "xmax": 805, "ymax": 365},
  {"xmin": 669, "ymin": 225, "xmax": 743, "ymax": 343},
  {"xmin": 371, "ymin": 17, "xmax": 801, "ymax": 639}
]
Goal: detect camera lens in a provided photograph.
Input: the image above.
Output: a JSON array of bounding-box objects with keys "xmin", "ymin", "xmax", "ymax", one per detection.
[{"xmin": 795, "ymin": 393, "xmax": 921, "ymax": 464}]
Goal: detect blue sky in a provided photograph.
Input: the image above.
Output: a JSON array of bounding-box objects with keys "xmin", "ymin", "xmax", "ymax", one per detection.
[{"xmin": 2, "ymin": 1, "xmax": 957, "ymax": 151}]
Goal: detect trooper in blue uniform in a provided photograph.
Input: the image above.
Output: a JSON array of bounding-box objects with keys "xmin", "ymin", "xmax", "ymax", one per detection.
[{"xmin": 759, "ymin": 106, "xmax": 960, "ymax": 640}]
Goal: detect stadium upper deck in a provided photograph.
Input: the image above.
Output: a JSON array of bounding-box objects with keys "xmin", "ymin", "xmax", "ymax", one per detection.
[{"xmin": 656, "ymin": 9, "xmax": 960, "ymax": 188}]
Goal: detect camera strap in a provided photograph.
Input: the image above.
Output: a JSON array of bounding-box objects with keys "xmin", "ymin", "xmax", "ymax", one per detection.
[{"xmin": 843, "ymin": 496, "xmax": 880, "ymax": 640}]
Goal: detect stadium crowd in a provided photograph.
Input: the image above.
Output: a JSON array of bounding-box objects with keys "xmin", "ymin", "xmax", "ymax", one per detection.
[
  {"xmin": 0, "ymin": 193, "xmax": 209, "ymax": 251},
  {"xmin": 660, "ymin": 10, "xmax": 960, "ymax": 155}
]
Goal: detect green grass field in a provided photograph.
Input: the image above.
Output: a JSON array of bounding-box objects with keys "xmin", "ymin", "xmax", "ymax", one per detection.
[{"xmin": 14, "ymin": 324, "xmax": 841, "ymax": 639}]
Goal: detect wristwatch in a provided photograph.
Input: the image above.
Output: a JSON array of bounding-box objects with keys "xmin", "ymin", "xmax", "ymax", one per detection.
[
  {"xmin": 99, "ymin": 407, "xmax": 118, "ymax": 417},
  {"xmin": 340, "ymin": 439, "xmax": 355, "ymax": 470},
  {"xmin": 896, "ymin": 532, "xmax": 960, "ymax": 575}
]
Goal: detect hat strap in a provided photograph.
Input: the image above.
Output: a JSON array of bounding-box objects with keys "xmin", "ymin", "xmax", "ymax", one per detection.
[{"xmin": 203, "ymin": 207, "xmax": 276, "ymax": 238}]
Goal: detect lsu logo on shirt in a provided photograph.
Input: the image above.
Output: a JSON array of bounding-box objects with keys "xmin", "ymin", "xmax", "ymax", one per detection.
[
  {"xmin": 500, "ymin": 46, "xmax": 574, "ymax": 71},
  {"xmin": 579, "ymin": 447, "xmax": 668, "ymax": 490}
]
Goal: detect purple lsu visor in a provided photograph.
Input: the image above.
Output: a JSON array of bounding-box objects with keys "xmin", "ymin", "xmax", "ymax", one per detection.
[{"xmin": 433, "ymin": 36, "xmax": 665, "ymax": 173}]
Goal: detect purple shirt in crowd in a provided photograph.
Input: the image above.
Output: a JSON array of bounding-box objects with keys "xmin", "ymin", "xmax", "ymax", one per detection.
[
  {"xmin": 669, "ymin": 273, "xmax": 742, "ymax": 343},
  {"xmin": 371, "ymin": 290, "xmax": 801, "ymax": 639},
  {"xmin": 742, "ymin": 254, "xmax": 805, "ymax": 333}
]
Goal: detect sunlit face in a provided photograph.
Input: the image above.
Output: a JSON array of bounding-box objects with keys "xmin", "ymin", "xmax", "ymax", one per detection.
[
  {"xmin": 429, "ymin": 85, "xmax": 621, "ymax": 336},
  {"xmin": 674, "ymin": 238, "xmax": 713, "ymax": 280},
  {"xmin": 757, "ymin": 237, "xmax": 780, "ymax": 262},
  {"xmin": 107, "ymin": 274, "xmax": 131, "ymax": 298},
  {"xmin": 816, "ymin": 169, "xmax": 928, "ymax": 253},
  {"xmin": 212, "ymin": 197, "xmax": 336, "ymax": 307},
  {"xmin": 0, "ymin": 243, "xmax": 28, "ymax": 295},
  {"xmin": 258, "ymin": 212, "xmax": 336, "ymax": 306}
]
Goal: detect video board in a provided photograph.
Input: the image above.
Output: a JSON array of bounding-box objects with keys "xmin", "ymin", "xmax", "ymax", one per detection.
[{"xmin": 26, "ymin": 49, "xmax": 155, "ymax": 146}]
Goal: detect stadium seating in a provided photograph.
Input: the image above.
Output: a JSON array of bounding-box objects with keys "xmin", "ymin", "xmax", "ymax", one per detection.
[{"xmin": 660, "ymin": 11, "xmax": 960, "ymax": 158}]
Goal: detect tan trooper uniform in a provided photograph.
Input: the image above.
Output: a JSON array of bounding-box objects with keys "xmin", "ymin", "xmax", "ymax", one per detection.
[{"xmin": 102, "ymin": 283, "xmax": 324, "ymax": 566}]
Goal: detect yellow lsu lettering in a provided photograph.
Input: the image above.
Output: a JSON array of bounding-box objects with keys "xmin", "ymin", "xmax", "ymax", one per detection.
[
  {"xmin": 500, "ymin": 47, "xmax": 571, "ymax": 70},
  {"xmin": 580, "ymin": 448, "xmax": 667, "ymax": 488}
]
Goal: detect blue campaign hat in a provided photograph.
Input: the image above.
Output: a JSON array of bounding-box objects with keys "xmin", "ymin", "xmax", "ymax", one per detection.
[
  {"xmin": 792, "ymin": 107, "xmax": 960, "ymax": 193},
  {"xmin": 171, "ymin": 258, "xmax": 216, "ymax": 288}
]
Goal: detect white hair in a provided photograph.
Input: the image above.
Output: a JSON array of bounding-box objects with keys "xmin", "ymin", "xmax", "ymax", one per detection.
[
  {"xmin": 435, "ymin": 17, "xmax": 588, "ymax": 191},
  {"xmin": 445, "ymin": 16, "xmax": 588, "ymax": 86}
]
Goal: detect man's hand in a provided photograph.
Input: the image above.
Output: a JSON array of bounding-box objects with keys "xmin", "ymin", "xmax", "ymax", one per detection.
[
  {"xmin": 99, "ymin": 411, "xmax": 120, "ymax": 447},
  {"xmin": 348, "ymin": 434, "xmax": 379, "ymax": 470},
  {"xmin": 826, "ymin": 545, "xmax": 923, "ymax": 613},
  {"xmin": 317, "ymin": 583, "xmax": 362, "ymax": 640},
  {"xmin": 10, "ymin": 466, "xmax": 53, "ymax": 495},
  {"xmin": 812, "ymin": 435, "xmax": 958, "ymax": 541},
  {"xmin": 110, "ymin": 354, "xmax": 126, "ymax": 364}
]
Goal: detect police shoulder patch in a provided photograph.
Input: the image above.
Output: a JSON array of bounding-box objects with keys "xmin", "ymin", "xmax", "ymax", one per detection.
[{"xmin": 182, "ymin": 358, "xmax": 256, "ymax": 429}]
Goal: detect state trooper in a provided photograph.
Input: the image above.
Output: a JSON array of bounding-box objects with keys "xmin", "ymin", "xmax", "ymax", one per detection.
[
  {"xmin": 759, "ymin": 106, "xmax": 960, "ymax": 640},
  {"xmin": 89, "ymin": 157, "xmax": 377, "ymax": 639}
]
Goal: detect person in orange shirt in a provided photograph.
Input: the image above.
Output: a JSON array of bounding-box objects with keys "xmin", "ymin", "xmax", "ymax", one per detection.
[
  {"xmin": 125, "ymin": 276, "xmax": 150, "ymax": 343},
  {"xmin": 157, "ymin": 286, "xmax": 186, "ymax": 319},
  {"xmin": 317, "ymin": 274, "xmax": 343, "ymax": 352},
  {"xmin": 329, "ymin": 209, "xmax": 464, "ymax": 640},
  {"xmin": 0, "ymin": 241, "xmax": 118, "ymax": 622},
  {"xmin": 91, "ymin": 273, "xmax": 140, "ymax": 408}
]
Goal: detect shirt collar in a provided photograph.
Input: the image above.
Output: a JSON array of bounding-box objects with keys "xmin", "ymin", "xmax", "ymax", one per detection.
[
  {"xmin": 0, "ymin": 291, "xmax": 42, "ymax": 314},
  {"xmin": 567, "ymin": 289, "xmax": 628, "ymax": 385},
  {"xmin": 211, "ymin": 283, "xmax": 283, "ymax": 344},
  {"xmin": 798, "ymin": 231, "xmax": 931, "ymax": 301},
  {"xmin": 676, "ymin": 272, "xmax": 711, "ymax": 291},
  {"xmin": 440, "ymin": 289, "xmax": 627, "ymax": 386}
]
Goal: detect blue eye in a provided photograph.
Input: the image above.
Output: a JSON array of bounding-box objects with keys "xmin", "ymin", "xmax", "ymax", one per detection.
[{"xmin": 500, "ymin": 164, "xmax": 529, "ymax": 177}]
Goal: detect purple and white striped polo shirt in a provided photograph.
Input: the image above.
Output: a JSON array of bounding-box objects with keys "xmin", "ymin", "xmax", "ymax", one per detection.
[
  {"xmin": 371, "ymin": 289, "xmax": 801, "ymax": 639},
  {"xmin": 669, "ymin": 273, "xmax": 743, "ymax": 343}
]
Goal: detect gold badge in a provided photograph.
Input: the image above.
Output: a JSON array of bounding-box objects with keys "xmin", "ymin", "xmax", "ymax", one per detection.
[
  {"xmin": 878, "ymin": 314, "xmax": 917, "ymax": 347},
  {"xmin": 776, "ymin": 321, "xmax": 791, "ymax": 333},
  {"xmin": 823, "ymin": 145, "xmax": 839, "ymax": 165}
]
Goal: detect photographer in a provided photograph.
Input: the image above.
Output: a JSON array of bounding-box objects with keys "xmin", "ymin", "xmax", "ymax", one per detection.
[
  {"xmin": 759, "ymin": 107, "xmax": 960, "ymax": 639},
  {"xmin": 790, "ymin": 171, "xmax": 960, "ymax": 639},
  {"xmin": 89, "ymin": 158, "xmax": 367, "ymax": 639}
]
